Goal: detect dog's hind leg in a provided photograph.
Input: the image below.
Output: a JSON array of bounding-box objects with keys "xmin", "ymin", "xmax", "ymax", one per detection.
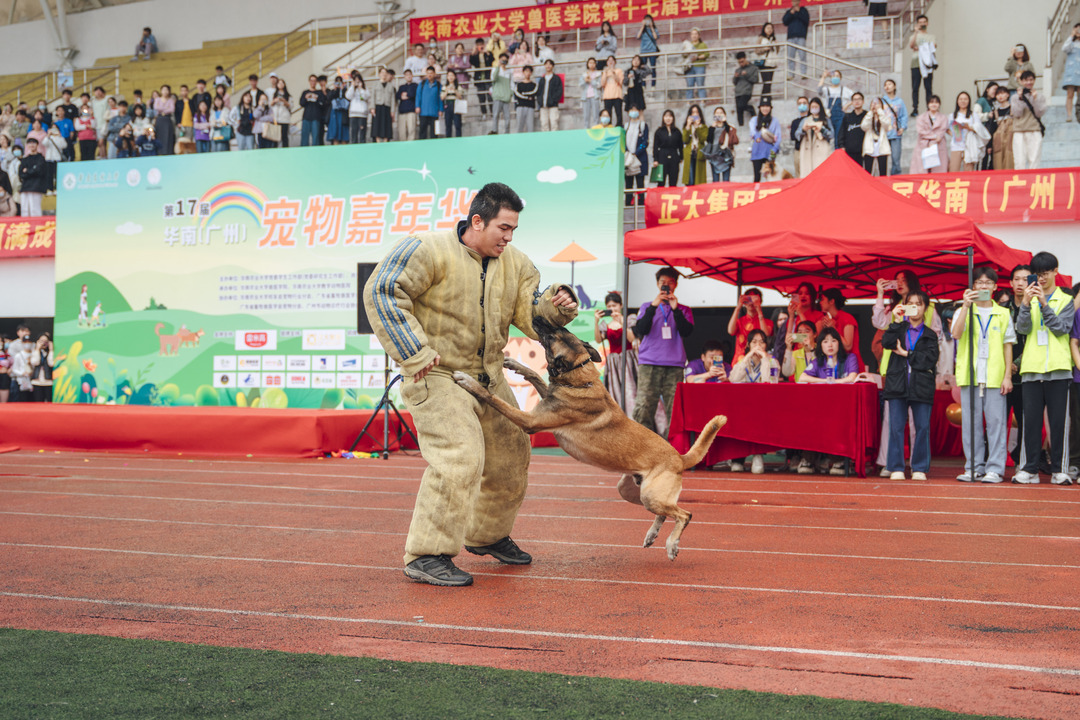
[
  {"xmin": 640, "ymin": 474, "xmax": 691, "ymax": 561},
  {"xmin": 642, "ymin": 514, "xmax": 665, "ymax": 548},
  {"xmin": 503, "ymin": 357, "xmax": 550, "ymax": 398}
]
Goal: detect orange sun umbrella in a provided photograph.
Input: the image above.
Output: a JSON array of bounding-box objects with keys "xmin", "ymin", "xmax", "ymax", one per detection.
[{"xmin": 550, "ymin": 242, "xmax": 597, "ymax": 288}]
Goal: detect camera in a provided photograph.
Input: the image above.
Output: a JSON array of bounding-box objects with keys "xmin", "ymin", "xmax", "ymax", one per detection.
[
  {"xmin": 660, "ymin": 284, "xmax": 670, "ymax": 293},
  {"xmin": 600, "ymin": 309, "xmax": 612, "ymax": 317}
]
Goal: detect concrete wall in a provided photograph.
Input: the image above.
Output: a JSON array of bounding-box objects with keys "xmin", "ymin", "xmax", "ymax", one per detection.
[
  {"xmin": 0, "ymin": 257, "xmax": 55, "ymax": 318},
  {"xmin": 0, "ymin": 0, "xmax": 494, "ymax": 75},
  {"xmin": 903, "ymin": 0, "xmax": 1059, "ymax": 108}
]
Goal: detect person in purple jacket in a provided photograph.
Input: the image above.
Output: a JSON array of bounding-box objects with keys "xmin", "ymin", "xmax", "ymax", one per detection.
[
  {"xmin": 797, "ymin": 326, "xmax": 861, "ymax": 475},
  {"xmin": 631, "ymin": 266, "xmax": 694, "ymax": 437},
  {"xmin": 685, "ymin": 339, "xmax": 730, "ymax": 383}
]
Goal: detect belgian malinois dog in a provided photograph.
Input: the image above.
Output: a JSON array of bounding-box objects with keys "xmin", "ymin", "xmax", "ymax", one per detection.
[{"xmin": 454, "ymin": 316, "xmax": 726, "ymax": 560}]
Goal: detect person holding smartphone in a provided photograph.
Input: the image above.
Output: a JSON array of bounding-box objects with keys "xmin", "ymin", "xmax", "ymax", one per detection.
[
  {"xmin": 685, "ymin": 339, "xmax": 730, "ymax": 384},
  {"xmin": 796, "ymin": 327, "xmax": 862, "ymax": 475},
  {"xmin": 950, "ymin": 267, "xmax": 1016, "ymax": 483},
  {"xmin": 1013, "ymin": 252, "xmax": 1075, "ymax": 484},
  {"xmin": 594, "ymin": 291, "xmax": 638, "ymax": 413},
  {"xmin": 727, "ymin": 287, "xmax": 772, "ymax": 362},
  {"xmin": 729, "ymin": 329, "xmax": 780, "ymax": 474},
  {"xmin": 781, "ymin": 319, "xmax": 819, "ymax": 381},
  {"xmin": 632, "ymin": 267, "xmax": 694, "ymax": 438},
  {"xmin": 882, "ymin": 290, "xmax": 939, "ymax": 480}
]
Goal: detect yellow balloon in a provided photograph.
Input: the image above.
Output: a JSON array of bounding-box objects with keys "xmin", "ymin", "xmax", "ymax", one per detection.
[{"xmin": 945, "ymin": 403, "xmax": 962, "ymax": 427}]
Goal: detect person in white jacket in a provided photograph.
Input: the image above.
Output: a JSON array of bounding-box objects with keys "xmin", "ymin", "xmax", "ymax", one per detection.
[
  {"xmin": 346, "ymin": 72, "xmax": 371, "ymax": 144},
  {"xmin": 946, "ymin": 91, "xmax": 987, "ymax": 172},
  {"xmin": 860, "ymin": 97, "xmax": 893, "ymax": 176}
]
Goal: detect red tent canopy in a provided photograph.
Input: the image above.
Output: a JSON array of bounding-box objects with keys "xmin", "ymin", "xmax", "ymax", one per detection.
[{"xmin": 624, "ymin": 153, "xmax": 1033, "ymax": 299}]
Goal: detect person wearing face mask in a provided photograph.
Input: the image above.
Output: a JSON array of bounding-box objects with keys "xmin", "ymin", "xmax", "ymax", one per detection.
[
  {"xmin": 790, "ymin": 96, "xmax": 809, "ymax": 177},
  {"xmin": 910, "ymin": 95, "xmax": 948, "ymax": 173},
  {"xmin": 652, "ymin": 109, "xmax": 683, "ymax": 187},
  {"xmin": 681, "ymin": 104, "xmax": 709, "ymax": 186},
  {"xmin": 819, "ymin": 70, "xmax": 853, "ymax": 148},
  {"xmin": 624, "ymin": 104, "xmax": 649, "ymax": 206},
  {"xmin": 704, "ymin": 107, "xmax": 738, "ymax": 182},
  {"xmin": 592, "ymin": 109, "xmax": 613, "ymax": 130},
  {"xmin": 34, "ymin": 100, "xmax": 52, "ymax": 127},
  {"xmin": 749, "ymin": 98, "xmax": 781, "ymax": 182}
]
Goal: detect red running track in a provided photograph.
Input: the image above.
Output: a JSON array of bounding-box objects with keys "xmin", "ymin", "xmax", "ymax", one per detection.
[{"xmin": 0, "ymin": 450, "xmax": 1078, "ymax": 719}]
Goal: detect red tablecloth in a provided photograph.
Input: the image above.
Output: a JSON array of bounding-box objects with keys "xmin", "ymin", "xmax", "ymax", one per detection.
[{"xmin": 669, "ymin": 383, "xmax": 880, "ymax": 477}]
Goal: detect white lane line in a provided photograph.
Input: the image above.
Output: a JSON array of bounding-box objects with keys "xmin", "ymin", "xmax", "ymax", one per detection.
[
  {"xmin": 2, "ymin": 590, "xmax": 1079, "ymax": 677},
  {"xmin": 3, "ymin": 488, "xmax": 1077, "ymax": 521},
  {"xmin": 4, "ymin": 468, "xmax": 1078, "ymax": 508},
  {"xmin": 3, "ymin": 543, "xmax": 1079, "ymax": 610},
  {"xmin": 7, "ymin": 510, "xmax": 1078, "ymax": 543},
  {"xmin": 0, "ymin": 518, "xmax": 1074, "ymax": 569}
]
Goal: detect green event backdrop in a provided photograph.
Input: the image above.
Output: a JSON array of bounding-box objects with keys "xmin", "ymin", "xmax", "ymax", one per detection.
[{"xmin": 54, "ymin": 129, "xmax": 623, "ymax": 410}]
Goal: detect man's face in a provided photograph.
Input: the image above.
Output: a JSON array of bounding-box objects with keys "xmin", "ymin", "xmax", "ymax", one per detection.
[
  {"xmin": 308, "ymin": 77, "xmax": 317, "ymax": 88},
  {"xmin": 403, "ymin": 71, "xmax": 412, "ymax": 83},
  {"xmin": 196, "ymin": 83, "xmax": 206, "ymax": 93},
  {"xmin": 94, "ymin": 89, "xmax": 104, "ymax": 99},
  {"xmin": 478, "ymin": 42, "xmax": 486, "ymax": 52},
  {"xmin": 1010, "ymin": 270, "xmax": 1029, "ymax": 296},
  {"xmin": 738, "ymin": 57, "xmax": 749, "ymax": 67},
  {"xmin": 470, "ymin": 209, "xmax": 519, "ymax": 258},
  {"xmin": 143, "ymin": 29, "xmax": 150, "ymax": 37},
  {"xmin": 180, "ymin": 87, "xmax": 189, "ymax": 97},
  {"xmin": 426, "ymin": 69, "xmax": 435, "ymax": 82},
  {"xmin": 702, "ymin": 349, "xmax": 724, "ymax": 366},
  {"xmin": 791, "ymin": 0, "xmax": 800, "ymax": 8},
  {"xmin": 25, "ymin": 142, "xmax": 37, "ymax": 155},
  {"xmin": 656, "ymin": 277, "xmax": 677, "ymax": 293},
  {"xmin": 1021, "ymin": 75, "xmax": 1036, "ymax": 92},
  {"xmin": 119, "ymin": 106, "xmax": 127, "ymax": 115},
  {"xmin": 415, "ymin": 45, "xmax": 425, "ymax": 57},
  {"xmin": 918, "ymin": 17, "xmax": 928, "ymax": 30},
  {"xmin": 18, "ymin": 329, "xmax": 30, "ymax": 340},
  {"xmin": 852, "ymin": 95, "xmax": 864, "ymax": 111},
  {"xmin": 1038, "ymin": 268, "xmax": 1057, "ymax": 292},
  {"xmin": 249, "ymin": 78, "xmax": 258, "ymax": 88}
]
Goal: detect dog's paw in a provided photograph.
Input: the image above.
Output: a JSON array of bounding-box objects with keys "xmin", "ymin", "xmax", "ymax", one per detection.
[
  {"xmin": 452, "ymin": 371, "xmax": 484, "ymax": 395},
  {"xmin": 643, "ymin": 530, "xmax": 658, "ymax": 548},
  {"xmin": 666, "ymin": 540, "xmax": 680, "ymax": 561},
  {"xmin": 502, "ymin": 357, "xmax": 532, "ymax": 376}
]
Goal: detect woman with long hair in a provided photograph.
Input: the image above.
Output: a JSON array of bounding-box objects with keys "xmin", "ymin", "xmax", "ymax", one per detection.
[
  {"xmin": 756, "ymin": 22, "xmax": 779, "ymax": 101},
  {"xmin": 151, "ymin": 84, "xmax": 176, "ymax": 155},
  {"xmin": 579, "ymin": 57, "xmax": 602, "ymax": 128},
  {"xmin": 681, "ymin": 103, "xmax": 709, "ymax": 185},
  {"xmin": 624, "ymin": 55, "xmax": 649, "ymax": 112},
  {"xmin": 596, "ymin": 21, "xmax": 617, "ymax": 67},
  {"xmin": 910, "ymin": 94, "xmax": 947, "ymax": 173},
  {"xmin": 748, "ymin": 98, "xmax": 781, "ymax": 182},
  {"xmin": 1004, "ymin": 43, "xmax": 1035, "ymax": 93},
  {"xmin": 271, "ymin": 78, "xmax": 292, "ymax": 148},
  {"xmin": 652, "ymin": 109, "xmax": 683, "ymax": 187},
  {"xmin": 795, "ymin": 96, "xmax": 832, "ymax": 176},
  {"xmin": 638, "ymin": 14, "xmax": 659, "ymax": 86},
  {"xmin": 594, "ymin": 291, "xmax": 639, "ymax": 414},
  {"xmin": 860, "ymin": 96, "xmax": 893, "ymax": 176},
  {"xmin": 947, "ymin": 91, "xmax": 985, "ymax": 171}
]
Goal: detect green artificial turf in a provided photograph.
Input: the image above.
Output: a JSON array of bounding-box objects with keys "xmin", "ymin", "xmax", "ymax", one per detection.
[{"xmin": 0, "ymin": 628, "xmax": 1022, "ymax": 720}]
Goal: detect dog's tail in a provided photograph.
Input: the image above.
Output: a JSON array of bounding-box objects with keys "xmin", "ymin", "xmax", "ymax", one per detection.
[{"xmin": 680, "ymin": 415, "xmax": 727, "ymax": 471}]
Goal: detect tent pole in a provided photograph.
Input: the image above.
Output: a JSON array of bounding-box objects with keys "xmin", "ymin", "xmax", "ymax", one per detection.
[
  {"xmin": 967, "ymin": 247, "xmax": 976, "ymax": 479},
  {"xmin": 621, "ymin": 255, "xmax": 631, "ymax": 414}
]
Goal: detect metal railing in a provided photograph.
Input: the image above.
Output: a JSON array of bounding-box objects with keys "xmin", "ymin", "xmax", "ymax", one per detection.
[
  {"xmin": 897, "ymin": 0, "xmax": 933, "ymax": 50},
  {"xmin": 1, "ymin": 65, "xmax": 120, "ymax": 106},
  {"xmin": 321, "ymin": 11, "xmax": 413, "ymax": 73},
  {"xmin": 811, "ymin": 15, "xmax": 900, "ymax": 70},
  {"xmin": 225, "ymin": 13, "xmax": 389, "ymax": 87},
  {"xmin": 1048, "ymin": 0, "xmax": 1080, "ymax": 66}
]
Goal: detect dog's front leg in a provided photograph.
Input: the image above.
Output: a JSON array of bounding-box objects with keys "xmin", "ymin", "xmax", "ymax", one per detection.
[
  {"xmin": 503, "ymin": 357, "xmax": 550, "ymax": 399},
  {"xmin": 453, "ymin": 372, "xmax": 568, "ymax": 434}
]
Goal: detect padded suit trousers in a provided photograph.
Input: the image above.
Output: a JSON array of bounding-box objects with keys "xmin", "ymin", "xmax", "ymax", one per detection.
[{"xmin": 400, "ymin": 372, "xmax": 530, "ymax": 565}]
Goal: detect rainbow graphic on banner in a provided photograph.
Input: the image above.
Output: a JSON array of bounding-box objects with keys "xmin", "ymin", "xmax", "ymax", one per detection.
[{"xmin": 195, "ymin": 181, "xmax": 267, "ymax": 228}]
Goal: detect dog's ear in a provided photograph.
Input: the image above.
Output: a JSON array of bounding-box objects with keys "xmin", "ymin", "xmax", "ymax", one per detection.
[{"xmin": 584, "ymin": 343, "xmax": 602, "ymax": 364}]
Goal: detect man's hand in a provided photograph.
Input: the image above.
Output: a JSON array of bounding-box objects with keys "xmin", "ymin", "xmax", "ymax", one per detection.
[
  {"xmin": 667, "ymin": 294, "xmax": 679, "ymax": 310},
  {"xmin": 414, "ymin": 353, "xmax": 441, "ymax": 383},
  {"xmin": 893, "ymin": 339, "xmax": 908, "ymax": 357},
  {"xmin": 552, "ymin": 288, "xmax": 577, "ymax": 309},
  {"xmin": 961, "ymin": 288, "xmax": 979, "ymax": 305},
  {"xmin": 1001, "ymin": 377, "xmax": 1013, "ymax": 396},
  {"xmin": 1024, "ymin": 282, "xmax": 1043, "ymax": 306}
]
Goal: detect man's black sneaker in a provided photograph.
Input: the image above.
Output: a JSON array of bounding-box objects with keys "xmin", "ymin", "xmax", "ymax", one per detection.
[
  {"xmin": 403, "ymin": 555, "xmax": 473, "ymax": 586},
  {"xmin": 464, "ymin": 537, "xmax": 532, "ymax": 565}
]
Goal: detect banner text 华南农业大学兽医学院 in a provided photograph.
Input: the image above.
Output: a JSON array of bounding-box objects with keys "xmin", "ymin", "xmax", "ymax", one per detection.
[
  {"xmin": 410, "ymin": 0, "xmax": 849, "ymax": 44},
  {"xmin": 644, "ymin": 168, "xmax": 1080, "ymax": 227}
]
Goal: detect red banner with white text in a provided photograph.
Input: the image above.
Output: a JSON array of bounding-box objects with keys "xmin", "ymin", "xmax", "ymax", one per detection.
[
  {"xmin": 644, "ymin": 168, "xmax": 1080, "ymax": 227},
  {"xmin": 411, "ymin": 0, "xmax": 847, "ymax": 44},
  {"xmin": 0, "ymin": 217, "xmax": 56, "ymax": 258}
]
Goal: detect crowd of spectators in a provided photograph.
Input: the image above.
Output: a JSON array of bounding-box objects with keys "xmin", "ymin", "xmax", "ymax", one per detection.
[
  {"xmin": 0, "ymin": 326, "xmax": 54, "ymax": 403},
  {"xmin": 0, "ymin": 4, "xmax": 1076, "ymax": 217},
  {"xmin": 594, "ymin": 254, "xmax": 1080, "ymax": 485}
]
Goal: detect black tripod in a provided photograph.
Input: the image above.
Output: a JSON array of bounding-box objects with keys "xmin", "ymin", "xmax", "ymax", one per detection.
[{"xmin": 349, "ymin": 356, "xmax": 419, "ymax": 459}]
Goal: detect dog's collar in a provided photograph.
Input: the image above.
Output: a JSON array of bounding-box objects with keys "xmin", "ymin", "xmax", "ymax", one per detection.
[{"xmin": 548, "ymin": 358, "xmax": 594, "ymax": 380}]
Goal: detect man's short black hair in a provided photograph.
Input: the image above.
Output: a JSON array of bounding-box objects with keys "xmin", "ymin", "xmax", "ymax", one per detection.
[
  {"xmin": 118, "ymin": 101, "xmax": 128, "ymax": 108},
  {"xmin": 62, "ymin": 88, "xmax": 72, "ymax": 95},
  {"xmin": 216, "ymin": 65, "xmax": 224, "ymax": 71},
  {"xmin": 701, "ymin": 340, "xmax": 725, "ymax": 355},
  {"xmin": 25, "ymin": 137, "xmax": 38, "ymax": 144},
  {"xmin": 499, "ymin": 52, "xmax": 510, "ymax": 60},
  {"xmin": 655, "ymin": 267, "xmax": 680, "ymax": 283},
  {"xmin": 249, "ymin": 74, "xmax": 259, "ymax": 81},
  {"xmin": 317, "ymin": 75, "xmax": 328, "ymax": 82},
  {"xmin": 133, "ymin": 89, "xmax": 143, "ymax": 95},
  {"xmin": 852, "ymin": 91, "xmax": 864, "ymax": 100},
  {"xmin": 143, "ymin": 26, "xmax": 152, "ymax": 32},
  {"xmin": 1011, "ymin": 263, "xmax": 1033, "ymax": 277},
  {"xmin": 93, "ymin": 86, "xmax": 105, "ymax": 93},
  {"xmin": 80, "ymin": 92, "xmax": 90, "ymax": 98},
  {"xmin": 414, "ymin": 42, "xmax": 425, "ymax": 49},
  {"xmin": 475, "ymin": 38, "xmax": 485, "ymax": 44},
  {"xmin": 916, "ymin": 14, "xmax": 927, "ymax": 21},
  {"xmin": 735, "ymin": 51, "xmax": 747, "ymax": 60},
  {"xmin": 196, "ymin": 79, "xmax": 207, "ymax": 85},
  {"xmin": 1031, "ymin": 252, "xmax": 1058, "ymax": 273},
  {"xmin": 973, "ymin": 266, "xmax": 999, "ymax": 283},
  {"xmin": 426, "ymin": 65, "xmax": 436, "ymax": 73},
  {"xmin": 744, "ymin": 287, "xmax": 762, "ymax": 298},
  {"xmin": 1020, "ymin": 70, "xmax": 1036, "ymax": 81},
  {"xmin": 468, "ymin": 183, "xmax": 524, "ymax": 227}
]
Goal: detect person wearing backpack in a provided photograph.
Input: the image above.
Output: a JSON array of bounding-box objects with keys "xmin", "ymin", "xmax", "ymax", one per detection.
[
  {"xmin": 231, "ymin": 92, "xmax": 257, "ymax": 150},
  {"xmin": 1009, "ymin": 70, "xmax": 1046, "ymax": 169}
]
